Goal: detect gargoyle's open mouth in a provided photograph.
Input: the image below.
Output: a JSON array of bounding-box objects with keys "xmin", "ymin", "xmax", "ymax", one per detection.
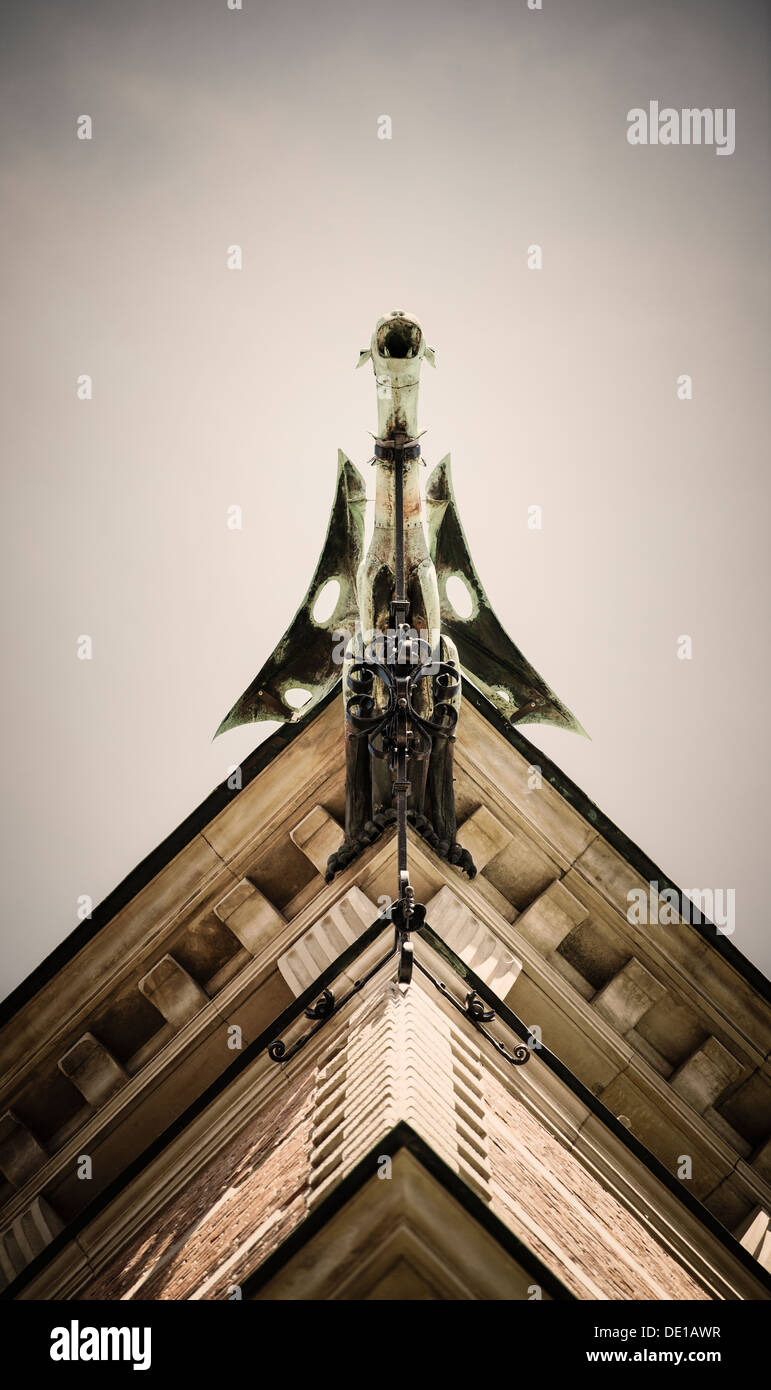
[{"xmin": 377, "ymin": 318, "xmax": 423, "ymax": 360}]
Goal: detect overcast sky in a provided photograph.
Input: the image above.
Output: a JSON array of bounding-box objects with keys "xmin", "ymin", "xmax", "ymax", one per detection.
[{"xmin": 0, "ymin": 0, "xmax": 768, "ymax": 992}]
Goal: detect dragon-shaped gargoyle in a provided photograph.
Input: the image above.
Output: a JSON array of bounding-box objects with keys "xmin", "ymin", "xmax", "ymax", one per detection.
[{"xmin": 216, "ymin": 311, "xmax": 585, "ymax": 881}]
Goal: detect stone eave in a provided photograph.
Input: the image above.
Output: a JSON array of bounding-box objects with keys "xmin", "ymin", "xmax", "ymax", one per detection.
[
  {"xmin": 1, "ymin": 676, "xmax": 767, "ymax": 1029},
  {"xmin": 4, "ymin": 919, "xmax": 770, "ymax": 1301}
]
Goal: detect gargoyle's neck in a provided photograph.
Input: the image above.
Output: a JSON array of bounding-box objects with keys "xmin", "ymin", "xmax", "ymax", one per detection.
[
  {"xmin": 373, "ymin": 456, "xmax": 423, "ymax": 532},
  {"xmin": 374, "ymin": 359, "xmax": 422, "ymax": 439},
  {"xmin": 370, "ymin": 352, "xmax": 426, "ymax": 539}
]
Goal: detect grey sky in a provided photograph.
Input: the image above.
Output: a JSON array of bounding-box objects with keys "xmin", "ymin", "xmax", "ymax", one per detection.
[{"xmin": 1, "ymin": 0, "xmax": 768, "ymax": 992}]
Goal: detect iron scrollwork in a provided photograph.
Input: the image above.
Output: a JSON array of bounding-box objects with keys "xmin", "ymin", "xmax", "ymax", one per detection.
[
  {"xmin": 345, "ymin": 633, "xmax": 459, "ymax": 764},
  {"xmin": 268, "ymin": 948, "xmax": 396, "ymax": 1065},
  {"xmin": 414, "ymin": 962, "xmax": 531, "ymax": 1067}
]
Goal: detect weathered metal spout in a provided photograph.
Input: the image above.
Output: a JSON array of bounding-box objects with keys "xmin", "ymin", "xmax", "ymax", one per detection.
[{"xmin": 357, "ymin": 310, "xmax": 436, "ymax": 440}]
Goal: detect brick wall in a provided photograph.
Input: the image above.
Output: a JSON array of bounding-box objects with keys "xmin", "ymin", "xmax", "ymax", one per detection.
[
  {"xmin": 484, "ymin": 1068, "xmax": 709, "ymax": 1300},
  {"xmin": 81, "ymin": 1071, "xmax": 315, "ymax": 1301},
  {"xmin": 79, "ymin": 993, "xmax": 713, "ymax": 1301}
]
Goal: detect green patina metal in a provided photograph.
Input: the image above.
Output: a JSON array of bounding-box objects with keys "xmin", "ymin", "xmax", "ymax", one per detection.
[
  {"xmin": 425, "ymin": 455, "xmax": 586, "ymax": 736},
  {"xmin": 215, "ymin": 453, "xmax": 366, "ymax": 735},
  {"xmin": 216, "ymin": 316, "xmax": 585, "ymax": 745}
]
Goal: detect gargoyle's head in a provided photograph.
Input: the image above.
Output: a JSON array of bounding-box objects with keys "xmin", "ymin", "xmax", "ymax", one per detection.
[{"xmin": 357, "ymin": 311, "xmax": 436, "ymax": 375}]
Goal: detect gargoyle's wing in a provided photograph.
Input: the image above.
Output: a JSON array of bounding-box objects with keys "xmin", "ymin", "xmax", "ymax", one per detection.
[
  {"xmin": 425, "ymin": 455, "xmax": 587, "ymax": 735},
  {"xmin": 215, "ymin": 451, "xmax": 366, "ymax": 736}
]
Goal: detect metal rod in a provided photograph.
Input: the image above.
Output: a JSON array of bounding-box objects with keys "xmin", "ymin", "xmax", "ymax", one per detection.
[
  {"xmin": 392, "ymin": 442, "xmax": 410, "ymax": 912},
  {"xmin": 397, "ymin": 749, "xmax": 408, "ymax": 879},
  {"xmin": 394, "ymin": 447, "xmax": 405, "ymax": 603}
]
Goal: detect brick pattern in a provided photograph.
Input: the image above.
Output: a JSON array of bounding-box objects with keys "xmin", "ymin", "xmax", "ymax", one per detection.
[
  {"xmin": 483, "ymin": 1068, "xmax": 709, "ymax": 1300},
  {"xmin": 81, "ymin": 1074, "xmax": 315, "ymax": 1301},
  {"xmin": 79, "ymin": 982, "xmax": 714, "ymax": 1302}
]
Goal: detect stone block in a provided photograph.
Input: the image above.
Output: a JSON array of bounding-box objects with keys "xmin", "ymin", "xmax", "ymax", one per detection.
[
  {"xmin": 592, "ymin": 957, "xmax": 666, "ymax": 1035},
  {"xmin": 0, "ymin": 1112, "xmax": 47, "ymax": 1188},
  {"xmin": 58, "ymin": 1034, "xmax": 127, "ymax": 1108},
  {"xmin": 456, "ymin": 806, "xmax": 512, "ymax": 873},
  {"xmin": 289, "ymin": 805, "xmax": 344, "ymax": 876},
  {"xmin": 214, "ymin": 880, "xmax": 284, "ymax": 956},
  {"xmin": 138, "ymin": 955, "xmax": 209, "ymax": 1029},
  {"xmin": 670, "ymin": 1036, "xmax": 743, "ymax": 1114},
  {"xmin": 515, "ymin": 880, "xmax": 588, "ymax": 954}
]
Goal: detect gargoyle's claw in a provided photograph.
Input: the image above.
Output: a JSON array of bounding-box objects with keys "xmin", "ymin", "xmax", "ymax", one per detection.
[
  {"xmin": 408, "ymin": 816, "xmax": 476, "ymax": 878},
  {"xmin": 324, "ymin": 810, "xmax": 399, "ymax": 882},
  {"xmin": 325, "ymin": 816, "xmax": 476, "ymax": 882},
  {"xmin": 455, "ymin": 846, "xmax": 477, "ymax": 878},
  {"xmin": 325, "ymin": 842, "xmax": 359, "ymax": 882}
]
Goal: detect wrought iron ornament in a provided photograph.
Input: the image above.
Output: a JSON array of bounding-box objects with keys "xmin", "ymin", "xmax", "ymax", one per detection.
[
  {"xmin": 267, "ymin": 947, "xmax": 396, "ymax": 1064},
  {"xmin": 267, "ymin": 947, "xmax": 530, "ymax": 1068},
  {"xmin": 416, "ymin": 966, "xmax": 531, "ymax": 1067}
]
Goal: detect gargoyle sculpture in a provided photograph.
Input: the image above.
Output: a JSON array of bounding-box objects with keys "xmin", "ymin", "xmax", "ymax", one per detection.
[{"xmin": 216, "ymin": 311, "xmax": 585, "ymax": 883}]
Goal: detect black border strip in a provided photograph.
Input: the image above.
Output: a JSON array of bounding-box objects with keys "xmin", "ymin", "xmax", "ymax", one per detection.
[
  {"xmin": 5, "ymin": 919, "xmax": 770, "ymax": 1300},
  {"xmin": 239, "ymin": 1120, "xmax": 576, "ymax": 1300}
]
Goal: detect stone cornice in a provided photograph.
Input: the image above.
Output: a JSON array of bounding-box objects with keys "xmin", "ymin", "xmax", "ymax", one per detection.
[{"xmin": 10, "ymin": 926, "xmax": 769, "ymax": 1301}]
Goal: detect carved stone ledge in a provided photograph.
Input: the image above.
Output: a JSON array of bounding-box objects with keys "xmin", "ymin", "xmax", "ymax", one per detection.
[
  {"xmin": 735, "ymin": 1205, "xmax": 771, "ymax": 1273},
  {"xmin": 0, "ymin": 1195, "xmax": 62, "ymax": 1291},
  {"xmin": 277, "ymin": 887, "xmax": 380, "ymax": 998}
]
